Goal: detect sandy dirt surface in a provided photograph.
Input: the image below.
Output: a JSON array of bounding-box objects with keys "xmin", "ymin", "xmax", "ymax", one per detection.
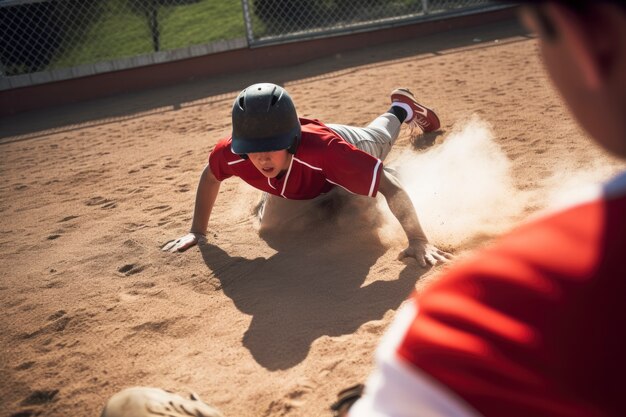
[{"xmin": 1, "ymin": 20, "xmax": 625, "ymax": 417}]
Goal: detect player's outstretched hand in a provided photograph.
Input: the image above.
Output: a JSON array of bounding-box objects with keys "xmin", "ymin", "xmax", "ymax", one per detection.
[
  {"xmin": 162, "ymin": 232, "xmax": 205, "ymax": 253},
  {"xmin": 398, "ymin": 239, "xmax": 453, "ymax": 267}
]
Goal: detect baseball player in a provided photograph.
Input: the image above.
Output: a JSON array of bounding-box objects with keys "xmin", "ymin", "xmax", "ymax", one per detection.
[{"xmin": 162, "ymin": 83, "xmax": 451, "ymax": 267}]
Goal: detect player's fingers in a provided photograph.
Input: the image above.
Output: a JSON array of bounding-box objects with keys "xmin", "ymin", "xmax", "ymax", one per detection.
[
  {"xmin": 178, "ymin": 235, "xmax": 201, "ymax": 252},
  {"xmin": 438, "ymin": 249, "xmax": 454, "ymax": 259},
  {"xmin": 169, "ymin": 240, "xmax": 183, "ymax": 252},
  {"xmin": 162, "ymin": 240, "xmax": 176, "ymax": 251},
  {"xmin": 425, "ymin": 253, "xmax": 437, "ymax": 266},
  {"xmin": 432, "ymin": 252, "xmax": 449, "ymax": 263},
  {"xmin": 176, "ymin": 240, "xmax": 196, "ymax": 252}
]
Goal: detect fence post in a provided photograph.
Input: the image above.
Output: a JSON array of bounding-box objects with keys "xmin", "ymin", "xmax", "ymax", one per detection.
[
  {"xmin": 422, "ymin": 0, "xmax": 429, "ymax": 15},
  {"xmin": 241, "ymin": 0, "xmax": 255, "ymax": 46},
  {"xmin": 149, "ymin": 3, "xmax": 160, "ymax": 52}
]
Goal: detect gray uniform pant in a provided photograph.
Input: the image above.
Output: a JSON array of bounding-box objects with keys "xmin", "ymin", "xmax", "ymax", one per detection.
[{"xmin": 327, "ymin": 113, "xmax": 401, "ymax": 160}]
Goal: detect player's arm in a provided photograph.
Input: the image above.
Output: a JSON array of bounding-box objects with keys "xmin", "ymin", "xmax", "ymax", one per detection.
[
  {"xmin": 377, "ymin": 169, "xmax": 451, "ymax": 266},
  {"xmin": 162, "ymin": 164, "xmax": 221, "ymax": 252}
]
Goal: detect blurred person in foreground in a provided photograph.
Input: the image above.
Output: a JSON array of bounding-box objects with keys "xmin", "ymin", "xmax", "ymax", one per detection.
[{"xmin": 101, "ymin": 1, "xmax": 626, "ymax": 416}]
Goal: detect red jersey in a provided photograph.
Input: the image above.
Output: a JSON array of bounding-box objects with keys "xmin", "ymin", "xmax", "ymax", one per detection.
[
  {"xmin": 208, "ymin": 118, "xmax": 382, "ymax": 200},
  {"xmin": 351, "ymin": 173, "xmax": 626, "ymax": 417}
]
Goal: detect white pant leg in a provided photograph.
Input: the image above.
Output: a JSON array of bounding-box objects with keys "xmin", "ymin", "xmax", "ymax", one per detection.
[{"xmin": 326, "ymin": 113, "xmax": 402, "ymax": 161}]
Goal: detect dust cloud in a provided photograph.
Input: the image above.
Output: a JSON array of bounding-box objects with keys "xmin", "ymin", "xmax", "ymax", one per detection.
[
  {"xmin": 539, "ymin": 161, "xmax": 618, "ymax": 214},
  {"xmin": 390, "ymin": 115, "xmax": 529, "ymax": 250}
]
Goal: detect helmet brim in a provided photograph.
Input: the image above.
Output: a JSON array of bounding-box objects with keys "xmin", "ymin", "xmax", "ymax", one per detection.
[{"xmin": 231, "ymin": 128, "xmax": 299, "ymax": 155}]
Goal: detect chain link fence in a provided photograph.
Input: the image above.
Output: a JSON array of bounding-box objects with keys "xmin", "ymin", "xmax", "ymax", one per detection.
[
  {"xmin": 0, "ymin": 0, "xmax": 246, "ymax": 78},
  {"xmin": 0, "ymin": 0, "xmax": 507, "ymax": 89},
  {"xmin": 244, "ymin": 0, "xmax": 502, "ymax": 45}
]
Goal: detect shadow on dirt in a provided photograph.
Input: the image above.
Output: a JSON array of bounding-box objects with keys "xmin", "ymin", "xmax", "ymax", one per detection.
[
  {"xmin": 410, "ymin": 129, "xmax": 445, "ymax": 150},
  {"xmin": 199, "ymin": 192, "xmax": 425, "ymax": 370}
]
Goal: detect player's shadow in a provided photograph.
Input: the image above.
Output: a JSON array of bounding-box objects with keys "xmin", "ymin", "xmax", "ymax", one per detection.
[
  {"xmin": 411, "ymin": 129, "xmax": 444, "ymax": 150},
  {"xmin": 198, "ymin": 193, "xmax": 424, "ymax": 370}
]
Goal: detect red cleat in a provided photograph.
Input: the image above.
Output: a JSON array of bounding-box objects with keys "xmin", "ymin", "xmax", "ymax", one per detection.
[{"xmin": 391, "ymin": 88, "xmax": 441, "ymax": 133}]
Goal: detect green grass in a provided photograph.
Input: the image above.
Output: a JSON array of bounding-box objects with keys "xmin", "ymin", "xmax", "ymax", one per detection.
[
  {"xmin": 160, "ymin": 1, "xmax": 245, "ymax": 50},
  {"xmin": 52, "ymin": 0, "xmax": 245, "ymax": 69}
]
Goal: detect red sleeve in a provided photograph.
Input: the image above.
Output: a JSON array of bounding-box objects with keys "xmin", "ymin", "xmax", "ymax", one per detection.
[
  {"xmin": 323, "ymin": 137, "xmax": 382, "ymax": 197},
  {"xmin": 208, "ymin": 137, "xmax": 235, "ymax": 181}
]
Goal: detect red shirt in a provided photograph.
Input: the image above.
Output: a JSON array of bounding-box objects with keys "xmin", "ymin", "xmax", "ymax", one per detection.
[
  {"xmin": 351, "ymin": 177, "xmax": 626, "ymax": 417},
  {"xmin": 208, "ymin": 118, "xmax": 382, "ymax": 200}
]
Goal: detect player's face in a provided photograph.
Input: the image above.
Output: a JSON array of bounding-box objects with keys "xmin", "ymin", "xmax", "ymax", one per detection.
[{"xmin": 248, "ymin": 150, "xmax": 292, "ymax": 178}]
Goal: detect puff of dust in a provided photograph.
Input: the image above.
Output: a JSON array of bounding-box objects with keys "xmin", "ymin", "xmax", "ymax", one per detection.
[
  {"xmin": 500, "ymin": 160, "xmax": 620, "ymax": 227},
  {"xmin": 390, "ymin": 115, "xmax": 528, "ymax": 249},
  {"xmin": 539, "ymin": 161, "xmax": 618, "ymax": 214},
  {"xmin": 226, "ymin": 179, "xmax": 264, "ymax": 222}
]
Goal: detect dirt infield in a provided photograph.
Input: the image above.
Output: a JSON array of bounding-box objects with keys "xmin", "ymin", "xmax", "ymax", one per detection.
[{"xmin": 1, "ymin": 22, "xmax": 625, "ymax": 417}]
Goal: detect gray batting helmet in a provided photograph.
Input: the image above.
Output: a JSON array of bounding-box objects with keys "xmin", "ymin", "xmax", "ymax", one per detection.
[{"xmin": 231, "ymin": 83, "xmax": 301, "ymax": 155}]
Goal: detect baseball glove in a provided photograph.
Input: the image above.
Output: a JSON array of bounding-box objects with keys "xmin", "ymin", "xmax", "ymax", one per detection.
[
  {"xmin": 101, "ymin": 387, "xmax": 224, "ymax": 417},
  {"xmin": 330, "ymin": 383, "xmax": 364, "ymax": 417}
]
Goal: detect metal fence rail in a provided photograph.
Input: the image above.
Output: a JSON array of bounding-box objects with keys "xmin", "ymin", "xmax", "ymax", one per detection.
[{"xmin": 0, "ymin": 0, "xmax": 505, "ymax": 90}]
